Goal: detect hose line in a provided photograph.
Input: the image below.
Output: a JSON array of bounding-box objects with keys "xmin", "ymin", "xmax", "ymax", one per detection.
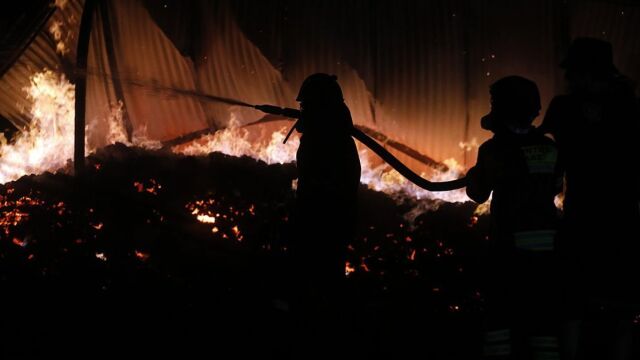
[
  {"xmin": 254, "ymin": 105, "xmax": 467, "ymax": 192},
  {"xmin": 351, "ymin": 127, "xmax": 467, "ymax": 192}
]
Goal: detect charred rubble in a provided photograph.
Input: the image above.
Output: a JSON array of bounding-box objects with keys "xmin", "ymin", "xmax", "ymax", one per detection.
[{"xmin": 0, "ymin": 143, "xmax": 490, "ymax": 358}]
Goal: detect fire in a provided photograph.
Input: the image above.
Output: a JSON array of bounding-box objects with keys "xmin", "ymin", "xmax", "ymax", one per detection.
[
  {"xmin": 54, "ymin": 0, "xmax": 69, "ymax": 9},
  {"xmin": 554, "ymin": 193, "xmax": 564, "ymax": 211},
  {"xmin": 134, "ymin": 250, "xmax": 150, "ymax": 261},
  {"xmin": 0, "ymin": 71, "xmax": 75, "ymax": 183},
  {"xmin": 91, "ymin": 101, "xmax": 162, "ymax": 150},
  {"xmin": 105, "ymin": 101, "xmax": 129, "ymax": 144},
  {"xmin": 345, "ymin": 261, "xmax": 356, "ymax": 276},
  {"xmin": 197, "ymin": 214, "xmax": 216, "ymax": 224},
  {"xmin": 175, "ymin": 115, "xmax": 300, "ymax": 165},
  {"xmin": 4, "ymin": 70, "xmax": 484, "ymax": 218},
  {"xmin": 3, "ymin": 68, "xmax": 474, "ymax": 213},
  {"xmin": 173, "ymin": 117, "xmax": 472, "ymax": 207},
  {"xmin": 48, "ymin": 21, "xmax": 67, "ymax": 55},
  {"xmin": 0, "ymin": 70, "xmax": 164, "ymax": 185},
  {"xmin": 473, "ymin": 201, "xmax": 491, "ymax": 216},
  {"xmin": 458, "ymin": 138, "xmax": 480, "ymax": 152},
  {"xmin": 1, "ymin": 209, "xmax": 30, "ymax": 235},
  {"xmin": 231, "ymin": 225, "xmax": 243, "ymax": 242},
  {"xmin": 360, "ymin": 156, "xmax": 469, "ymax": 204},
  {"xmin": 91, "ymin": 222, "xmax": 104, "ymax": 230},
  {"xmin": 360, "ymin": 258, "xmax": 370, "ymax": 272},
  {"xmin": 133, "ymin": 179, "xmax": 162, "ymax": 195},
  {"xmin": 12, "ymin": 237, "xmax": 27, "ymax": 248},
  {"xmin": 0, "ymin": 195, "xmax": 46, "ymax": 234}
]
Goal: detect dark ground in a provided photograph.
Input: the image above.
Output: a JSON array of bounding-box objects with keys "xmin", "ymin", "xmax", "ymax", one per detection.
[{"xmin": 1, "ymin": 143, "xmax": 618, "ymax": 359}]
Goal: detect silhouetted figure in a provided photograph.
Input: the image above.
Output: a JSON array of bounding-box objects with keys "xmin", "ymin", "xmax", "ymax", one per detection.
[
  {"xmin": 467, "ymin": 76, "xmax": 563, "ymax": 359},
  {"xmin": 540, "ymin": 38, "xmax": 640, "ymax": 360},
  {"xmin": 290, "ymin": 73, "xmax": 360, "ymax": 357}
]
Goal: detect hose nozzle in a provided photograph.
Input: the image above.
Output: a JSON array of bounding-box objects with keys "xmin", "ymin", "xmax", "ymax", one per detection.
[
  {"xmin": 254, "ymin": 105, "xmax": 300, "ymax": 119},
  {"xmin": 254, "ymin": 105, "xmax": 301, "ymax": 144}
]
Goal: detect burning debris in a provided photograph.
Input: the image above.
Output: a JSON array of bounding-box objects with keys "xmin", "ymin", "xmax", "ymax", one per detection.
[
  {"xmin": 0, "ymin": 71, "xmax": 75, "ymax": 183},
  {"xmin": 175, "ymin": 116, "xmax": 301, "ymax": 166},
  {"xmin": 1, "ymin": 68, "xmax": 475, "ymax": 217},
  {"xmin": 0, "ymin": 56, "xmax": 499, "ymax": 360},
  {"xmin": 0, "ymin": 70, "xmax": 497, "ymax": 359},
  {"xmin": 172, "ymin": 117, "xmax": 473, "ymax": 210},
  {"xmin": 0, "ymin": 70, "xmax": 163, "ymax": 184},
  {"xmin": 0, "ymin": 143, "xmax": 488, "ymax": 312},
  {"xmin": 185, "ymin": 197, "xmax": 253, "ymax": 242}
]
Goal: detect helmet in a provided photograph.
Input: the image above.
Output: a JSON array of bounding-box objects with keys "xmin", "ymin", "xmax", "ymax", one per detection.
[
  {"xmin": 561, "ymin": 37, "xmax": 618, "ymax": 75},
  {"xmin": 296, "ymin": 73, "xmax": 344, "ymax": 103},
  {"xmin": 482, "ymin": 75, "xmax": 541, "ymax": 131}
]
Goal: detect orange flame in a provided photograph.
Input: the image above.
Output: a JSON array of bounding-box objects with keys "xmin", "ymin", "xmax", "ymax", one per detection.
[
  {"xmin": 345, "ymin": 261, "xmax": 356, "ymax": 276},
  {"xmin": 175, "ymin": 115, "xmax": 300, "ymax": 165},
  {"xmin": 0, "ymin": 71, "xmax": 75, "ymax": 183},
  {"xmin": 173, "ymin": 113, "xmax": 472, "ymax": 206}
]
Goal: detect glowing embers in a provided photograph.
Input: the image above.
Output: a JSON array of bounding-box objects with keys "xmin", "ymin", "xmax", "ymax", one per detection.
[
  {"xmin": 8, "ymin": 69, "xmax": 472, "ymax": 211},
  {"xmin": 0, "ymin": 143, "xmax": 489, "ymax": 315},
  {"xmin": 0, "ymin": 189, "xmax": 46, "ymax": 236},
  {"xmin": 197, "ymin": 214, "xmax": 216, "ymax": 224},
  {"xmin": 134, "ymin": 250, "xmax": 150, "ymax": 261},
  {"xmin": 0, "ymin": 186, "xmax": 71, "ymax": 265},
  {"xmin": 345, "ymin": 261, "xmax": 356, "ymax": 276},
  {"xmin": 185, "ymin": 197, "xmax": 255, "ymax": 242},
  {"xmin": 346, "ymin": 230, "xmax": 458, "ymax": 279},
  {"xmin": 133, "ymin": 178, "xmax": 162, "ymax": 195}
]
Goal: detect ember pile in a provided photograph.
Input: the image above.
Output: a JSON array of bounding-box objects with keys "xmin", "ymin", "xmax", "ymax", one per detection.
[{"xmin": 0, "ymin": 144, "xmax": 490, "ymax": 358}]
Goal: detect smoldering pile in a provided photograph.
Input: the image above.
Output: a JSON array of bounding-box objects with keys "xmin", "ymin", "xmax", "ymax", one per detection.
[{"xmin": 0, "ymin": 143, "xmax": 489, "ymax": 357}]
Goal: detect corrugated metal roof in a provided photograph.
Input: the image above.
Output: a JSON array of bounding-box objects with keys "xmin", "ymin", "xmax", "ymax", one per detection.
[{"xmin": 0, "ymin": 0, "xmax": 638, "ymax": 168}]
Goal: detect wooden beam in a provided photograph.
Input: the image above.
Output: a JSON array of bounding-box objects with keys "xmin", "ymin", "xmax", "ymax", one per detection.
[
  {"xmin": 99, "ymin": 0, "xmax": 133, "ymax": 141},
  {"xmin": 74, "ymin": 0, "xmax": 98, "ymax": 175}
]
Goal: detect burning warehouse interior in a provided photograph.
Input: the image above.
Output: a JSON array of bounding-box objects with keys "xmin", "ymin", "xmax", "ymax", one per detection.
[{"xmin": 1, "ymin": 0, "xmax": 639, "ymax": 358}]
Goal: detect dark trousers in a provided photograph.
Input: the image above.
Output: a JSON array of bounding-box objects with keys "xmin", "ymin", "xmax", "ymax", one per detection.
[{"xmin": 483, "ymin": 250, "xmax": 561, "ymax": 359}]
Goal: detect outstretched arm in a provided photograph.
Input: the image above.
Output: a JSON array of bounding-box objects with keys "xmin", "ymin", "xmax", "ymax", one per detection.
[
  {"xmin": 465, "ymin": 146, "xmax": 492, "ymax": 203},
  {"xmin": 254, "ymin": 104, "xmax": 468, "ymax": 192}
]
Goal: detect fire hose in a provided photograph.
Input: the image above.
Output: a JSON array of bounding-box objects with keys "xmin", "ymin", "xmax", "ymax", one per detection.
[
  {"xmin": 253, "ymin": 105, "xmax": 467, "ymax": 192},
  {"xmin": 80, "ymin": 70, "xmax": 466, "ymax": 191}
]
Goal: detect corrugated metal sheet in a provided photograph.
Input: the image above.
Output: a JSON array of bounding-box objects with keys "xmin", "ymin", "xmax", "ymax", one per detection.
[
  {"xmin": 0, "ymin": 0, "xmax": 83, "ymax": 129},
  {"xmin": 194, "ymin": 1, "xmax": 297, "ymax": 128},
  {"xmin": 0, "ymin": 0, "xmax": 638, "ymax": 168},
  {"xmin": 97, "ymin": 0, "xmax": 208, "ymax": 141},
  {"xmin": 570, "ymin": 0, "xmax": 640, "ymax": 83},
  {"xmin": 463, "ymin": 0, "xmax": 563, "ymax": 166},
  {"xmin": 228, "ymin": 0, "xmax": 466, "ymax": 170},
  {"xmin": 226, "ymin": 0, "xmax": 564, "ymax": 168}
]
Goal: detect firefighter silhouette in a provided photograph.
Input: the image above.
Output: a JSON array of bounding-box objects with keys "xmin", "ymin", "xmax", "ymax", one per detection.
[
  {"xmin": 293, "ymin": 73, "xmax": 360, "ymax": 287},
  {"xmin": 541, "ymin": 38, "xmax": 640, "ymax": 360},
  {"xmin": 467, "ymin": 76, "xmax": 563, "ymax": 359},
  {"xmin": 289, "ymin": 73, "xmax": 361, "ymax": 357}
]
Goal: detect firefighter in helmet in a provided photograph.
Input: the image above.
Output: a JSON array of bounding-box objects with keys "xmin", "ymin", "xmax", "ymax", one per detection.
[
  {"xmin": 288, "ymin": 73, "xmax": 361, "ymax": 357},
  {"xmin": 540, "ymin": 37, "xmax": 640, "ymax": 360},
  {"xmin": 292, "ymin": 73, "xmax": 360, "ymax": 289},
  {"xmin": 467, "ymin": 75, "xmax": 563, "ymax": 359}
]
